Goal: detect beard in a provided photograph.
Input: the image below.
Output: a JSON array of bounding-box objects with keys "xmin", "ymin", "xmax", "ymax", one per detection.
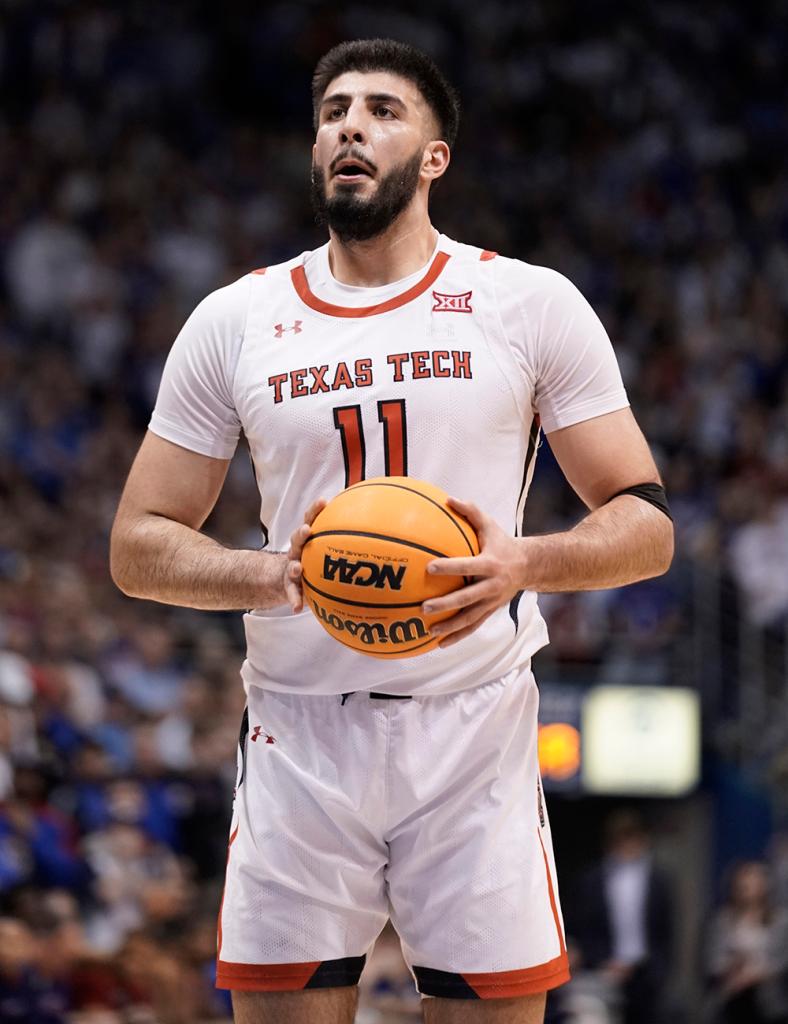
[{"xmin": 311, "ymin": 150, "xmax": 424, "ymax": 243}]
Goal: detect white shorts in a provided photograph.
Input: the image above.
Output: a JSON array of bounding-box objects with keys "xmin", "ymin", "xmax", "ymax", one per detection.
[{"xmin": 216, "ymin": 665, "xmax": 570, "ymax": 1000}]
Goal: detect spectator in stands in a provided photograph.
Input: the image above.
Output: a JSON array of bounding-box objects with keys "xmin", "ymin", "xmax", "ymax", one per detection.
[
  {"xmin": 706, "ymin": 860, "xmax": 788, "ymax": 1024},
  {"xmin": 0, "ymin": 916, "xmax": 69, "ymax": 1023},
  {"xmin": 82, "ymin": 821, "xmax": 188, "ymax": 953},
  {"xmin": 0, "ymin": 763, "xmax": 90, "ymax": 895},
  {"xmin": 729, "ymin": 483, "xmax": 788, "ymax": 629},
  {"xmin": 102, "ymin": 622, "xmax": 187, "ymax": 716},
  {"xmin": 568, "ymin": 811, "xmax": 676, "ymax": 1024}
]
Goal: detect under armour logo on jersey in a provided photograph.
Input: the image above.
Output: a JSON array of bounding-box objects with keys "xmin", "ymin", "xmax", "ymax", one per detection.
[
  {"xmin": 251, "ymin": 726, "xmax": 276, "ymax": 744},
  {"xmin": 432, "ymin": 290, "xmax": 473, "ymax": 314},
  {"xmin": 274, "ymin": 321, "xmax": 303, "ymax": 338}
]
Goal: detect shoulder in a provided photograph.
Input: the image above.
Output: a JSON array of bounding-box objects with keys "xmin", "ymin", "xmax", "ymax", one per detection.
[
  {"xmin": 187, "ymin": 273, "xmax": 253, "ymax": 331},
  {"xmin": 492, "ymin": 255, "xmax": 587, "ymax": 311},
  {"xmin": 188, "ymin": 248, "xmax": 314, "ymax": 330},
  {"xmin": 245, "ymin": 247, "xmax": 316, "ymax": 283},
  {"xmin": 442, "ymin": 236, "xmax": 573, "ymax": 292},
  {"xmin": 439, "ymin": 235, "xmax": 500, "ymax": 268},
  {"xmin": 443, "ymin": 237, "xmax": 588, "ymax": 318}
]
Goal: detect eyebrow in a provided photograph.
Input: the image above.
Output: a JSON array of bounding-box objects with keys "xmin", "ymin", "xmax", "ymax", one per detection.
[{"xmin": 321, "ymin": 92, "xmax": 407, "ymax": 110}]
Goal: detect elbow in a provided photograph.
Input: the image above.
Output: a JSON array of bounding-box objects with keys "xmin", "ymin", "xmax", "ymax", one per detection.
[
  {"xmin": 109, "ymin": 524, "xmax": 138, "ymax": 597},
  {"xmin": 655, "ymin": 518, "xmax": 675, "ymax": 576},
  {"xmin": 109, "ymin": 549, "xmax": 132, "ymax": 597},
  {"xmin": 110, "ymin": 570, "xmax": 135, "ymax": 598}
]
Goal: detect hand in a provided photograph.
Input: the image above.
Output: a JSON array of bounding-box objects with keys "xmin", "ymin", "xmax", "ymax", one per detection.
[
  {"xmin": 422, "ymin": 497, "xmax": 525, "ymax": 647},
  {"xmin": 601, "ymin": 960, "xmax": 635, "ymax": 985},
  {"xmin": 724, "ymin": 962, "xmax": 771, "ymax": 995},
  {"xmin": 284, "ymin": 498, "xmax": 327, "ymax": 613}
]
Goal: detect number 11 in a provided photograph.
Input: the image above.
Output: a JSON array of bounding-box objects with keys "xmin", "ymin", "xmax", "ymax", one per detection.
[{"xmin": 333, "ymin": 399, "xmax": 408, "ymax": 486}]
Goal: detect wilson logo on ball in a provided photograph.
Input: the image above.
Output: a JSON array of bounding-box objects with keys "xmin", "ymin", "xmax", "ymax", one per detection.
[
  {"xmin": 322, "ymin": 555, "xmax": 406, "ymax": 590},
  {"xmin": 311, "ymin": 600, "xmax": 427, "ymax": 645}
]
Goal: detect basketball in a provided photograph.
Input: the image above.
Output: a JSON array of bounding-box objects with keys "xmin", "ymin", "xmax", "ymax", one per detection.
[{"xmin": 300, "ymin": 477, "xmax": 480, "ymax": 658}]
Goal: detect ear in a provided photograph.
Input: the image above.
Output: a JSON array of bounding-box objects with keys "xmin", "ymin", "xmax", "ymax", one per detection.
[{"xmin": 421, "ymin": 140, "xmax": 450, "ymax": 183}]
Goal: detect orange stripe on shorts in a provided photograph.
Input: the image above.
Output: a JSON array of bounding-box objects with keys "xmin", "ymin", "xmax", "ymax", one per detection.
[
  {"xmin": 462, "ymin": 952, "xmax": 570, "ymax": 998},
  {"xmin": 216, "ymin": 960, "xmax": 320, "ymax": 991}
]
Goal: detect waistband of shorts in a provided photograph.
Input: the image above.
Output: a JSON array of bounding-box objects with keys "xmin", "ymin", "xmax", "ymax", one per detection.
[{"xmin": 341, "ymin": 691, "xmax": 412, "ymax": 705}]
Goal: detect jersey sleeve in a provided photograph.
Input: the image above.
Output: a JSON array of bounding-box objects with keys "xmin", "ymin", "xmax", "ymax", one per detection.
[
  {"xmin": 496, "ymin": 260, "xmax": 629, "ymax": 434},
  {"xmin": 148, "ymin": 275, "xmax": 251, "ymax": 459}
]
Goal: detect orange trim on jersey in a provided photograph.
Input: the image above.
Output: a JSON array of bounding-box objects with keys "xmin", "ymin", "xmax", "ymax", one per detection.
[
  {"xmin": 252, "ymin": 267, "xmax": 267, "ymax": 275},
  {"xmin": 537, "ymin": 826, "xmax": 567, "ymax": 956},
  {"xmin": 462, "ymin": 953, "xmax": 570, "ymax": 998},
  {"xmin": 291, "ymin": 251, "xmax": 451, "ymax": 317},
  {"xmin": 216, "ymin": 825, "xmax": 239, "ymax": 959},
  {"xmin": 480, "ymin": 250, "xmax": 497, "ymax": 261},
  {"xmin": 216, "ymin": 960, "xmax": 320, "ymax": 991}
]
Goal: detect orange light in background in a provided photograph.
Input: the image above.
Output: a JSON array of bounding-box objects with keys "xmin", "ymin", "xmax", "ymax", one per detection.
[{"xmin": 538, "ymin": 722, "xmax": 581, "ymax": 780}]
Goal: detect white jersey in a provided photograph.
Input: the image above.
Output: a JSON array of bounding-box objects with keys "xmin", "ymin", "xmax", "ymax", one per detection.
[{"xmin": 149, "ymin": 234, "xmax": 628, "ymax": 696}]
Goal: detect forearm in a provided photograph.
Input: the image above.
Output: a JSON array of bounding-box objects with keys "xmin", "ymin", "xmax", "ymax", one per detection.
[
  {"xmin": 110, "ymin": 513, "xmax": 287, "ymax": 610},
  {"xmin": 520, "ymin": 494, "xmax": 674, "ymax": 592}
]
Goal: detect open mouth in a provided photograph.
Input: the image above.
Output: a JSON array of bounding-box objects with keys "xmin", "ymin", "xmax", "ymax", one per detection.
[{"xmin": 334, "ymin": 162, "xmax": 373, "ymax": 181}]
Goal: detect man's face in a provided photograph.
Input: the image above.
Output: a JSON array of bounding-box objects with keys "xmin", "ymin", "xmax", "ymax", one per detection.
[{"xmin": 311, "ymin": 70, "xmax": 440, "ymax": 242}]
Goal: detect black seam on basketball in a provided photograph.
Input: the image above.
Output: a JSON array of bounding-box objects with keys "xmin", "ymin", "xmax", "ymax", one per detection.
[
  {"xmin": 301, "ymin": 573, "xmax": 430, "ymax": 610},
  {"xmin": 345, "ymin": 482, "xmax": 477, "ymax": 555},
  {"xmin": 305, "ymin": 530, "xmax": 449, "ymax": 560}
]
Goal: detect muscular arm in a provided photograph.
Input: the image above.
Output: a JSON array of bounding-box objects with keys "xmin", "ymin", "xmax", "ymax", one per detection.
[
  {"xmin": 514, "ymin": 493, "xmax": 671, "ymax": 594},
  {"xmin": 426, "ymin": 408, "xmax": 674, "ymax": 645},
  {"xmin": 515, "ymin": 406, "xmax": 673, "ymax": 592},
  {"xmin": 110, "ymin": 432, "xmax": 289, "ymax": 610}
]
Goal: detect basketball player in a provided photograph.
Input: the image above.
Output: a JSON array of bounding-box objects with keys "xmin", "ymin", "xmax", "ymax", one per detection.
[{"xmin": 110, "ymin": 39, "xmax": 674, "ymax": 1024}]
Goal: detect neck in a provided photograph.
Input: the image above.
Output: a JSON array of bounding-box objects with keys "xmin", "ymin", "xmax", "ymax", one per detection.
[{"xmin": 327, "ymin": 208, "xmax": 438, "ymax": 287}]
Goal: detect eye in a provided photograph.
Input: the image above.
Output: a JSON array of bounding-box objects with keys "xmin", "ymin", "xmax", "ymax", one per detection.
[
  {"xmin": 375, "ymin": 105, "xmax": 395, "ymax": 118},
  {"xmin": 327, "ymin": 107, "xmax": 345, "ymax": 120}
]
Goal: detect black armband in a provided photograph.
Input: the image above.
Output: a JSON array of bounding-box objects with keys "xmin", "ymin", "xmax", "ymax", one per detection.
[{"xmin": 608, "ymin": 482, "xmax": 672, "ymax": 521}]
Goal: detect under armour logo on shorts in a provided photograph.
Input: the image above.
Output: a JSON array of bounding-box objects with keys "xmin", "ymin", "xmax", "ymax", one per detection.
[{"xmin": 251, "ymin": 726, "xmax": 276, "ymax": 744}]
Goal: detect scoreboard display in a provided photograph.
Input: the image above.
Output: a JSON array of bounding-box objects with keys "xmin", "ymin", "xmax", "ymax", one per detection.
[{"xmin": 538, "ymin": 684, "xmax": 700, "ymax": 797}]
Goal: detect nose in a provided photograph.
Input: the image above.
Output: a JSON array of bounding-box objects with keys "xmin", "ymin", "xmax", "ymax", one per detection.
[{"xmin": 339, "ymin": 103, "xmax": 366, "ymax": 145}]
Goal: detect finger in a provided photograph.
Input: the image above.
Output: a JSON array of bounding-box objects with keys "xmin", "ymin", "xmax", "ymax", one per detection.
[
  {"xmin": 422, "ymin": 578, "xmax": 494, "ymax": 616},
  {"xmin": 429, "ymin": 603, "xmax": 491, "ymax": 640},
  {"xmin": 304, "ymin": 497, "xmax": 328, "ymax": 526},
  {"xmin": 438, "ymin": 610, "xmax": 495, "ymax": 648},
  {"xmin": 285, "ymin": 561, "xmax": 304, "ymax": 612},
  {"xmin": 446, "ymin": 496, "xmax": 485, "ymax": 529},
  {"xmin": 286, "ymin": 577, "xmax": 302, "ymax": 606},
  {"xmin": 427, "ymin": 555, "xmax": 490, "ymax": 577},
  {"xmin": 289, "ymin": 521, "xmax": 313, "ymax": 555},
  {"xmin": 285, "ymin": 578, "xmax": 303, "ymax": 612}
]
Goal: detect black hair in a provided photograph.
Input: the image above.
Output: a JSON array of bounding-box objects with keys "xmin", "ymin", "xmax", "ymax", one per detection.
[{"xmin": 312, "ymin": 38, "xmax": 460, "ymax": 148}]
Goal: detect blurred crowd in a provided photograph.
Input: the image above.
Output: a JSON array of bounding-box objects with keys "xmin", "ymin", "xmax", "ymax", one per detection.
[{"xmin": 1, "ymin": 0, "xmax": 787, "ymax": 1020}]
